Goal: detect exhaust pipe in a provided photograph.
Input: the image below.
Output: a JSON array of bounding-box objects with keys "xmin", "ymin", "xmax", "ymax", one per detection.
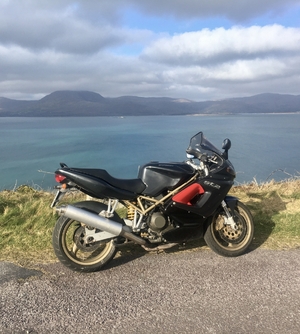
[{"xmin": 56, "ymin": 205, "xmax": 147, "ymax": 245}]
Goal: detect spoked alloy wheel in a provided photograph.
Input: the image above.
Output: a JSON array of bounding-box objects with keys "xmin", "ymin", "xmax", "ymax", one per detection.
[
  {"xmin": 204, "ymin": 201, "xmax": 254, "ymax": 257},
  {"xmin": 52, "ymin": 203, "xmax": 119, "ymax": 272}
]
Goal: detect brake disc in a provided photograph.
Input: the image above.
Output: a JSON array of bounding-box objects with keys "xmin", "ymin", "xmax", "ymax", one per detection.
[{"xmin": 216, "ymin": 213, "xmax": 247, "ymax": 244}]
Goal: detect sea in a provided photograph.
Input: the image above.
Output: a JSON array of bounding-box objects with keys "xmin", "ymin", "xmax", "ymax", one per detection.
[{"xmin": 1, "ymin": 114, "xmax": 300, "ymax": 191}]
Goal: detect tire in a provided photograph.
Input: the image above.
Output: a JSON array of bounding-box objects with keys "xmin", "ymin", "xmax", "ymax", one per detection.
[
  {"xmin": 204, "ymin": 201, "xmax": 254, "ymax": 257},
  {"xmin": 52, "ymin": 201, "xmax": 120, "ymax": 272}
]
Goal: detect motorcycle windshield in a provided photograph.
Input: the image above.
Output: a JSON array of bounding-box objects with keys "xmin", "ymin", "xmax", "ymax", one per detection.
[{"xmin": 187, "ymin": 132, "xmax": 223, "ymax": 158}]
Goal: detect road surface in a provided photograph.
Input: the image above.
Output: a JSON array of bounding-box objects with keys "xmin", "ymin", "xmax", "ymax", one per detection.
[{"xmin": 0, "ymin": 248, "xmax": 300, "ymax": 333}]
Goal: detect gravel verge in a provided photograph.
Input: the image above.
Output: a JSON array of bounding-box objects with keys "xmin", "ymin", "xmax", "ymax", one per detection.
[{"xmin": 0, "ymin": 248, "xmax": 300, "ymax": 334}]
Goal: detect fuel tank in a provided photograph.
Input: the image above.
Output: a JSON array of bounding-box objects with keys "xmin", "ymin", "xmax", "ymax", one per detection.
[{"xmin": 138, "ymin": 162, "xmax": 195, "ymax": 197}]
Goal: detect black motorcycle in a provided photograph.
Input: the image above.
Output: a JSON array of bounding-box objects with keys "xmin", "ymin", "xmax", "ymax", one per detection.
[{"xmin": 51, "ymin": 131, "xmax": 254, "ymax": 272}]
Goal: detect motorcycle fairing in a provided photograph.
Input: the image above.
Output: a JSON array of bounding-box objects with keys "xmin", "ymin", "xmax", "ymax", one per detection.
[
  {"xmin": 169, "ymin": 178, "xmax": 233, "ymax": 217},
  {"xmin": 55, "ymin": 167, "xmax": 146, "ymax": 200},
  {"xmin": 172, "ymin": 183, "xmax": 204, "ymax": 205},
  {"xmin": 166, "ymin": 195, "xmax": 238, "ymax": 244},
  {"xmin": 138, "ymin": 162, "xmax": 195, "ymax": 197}
]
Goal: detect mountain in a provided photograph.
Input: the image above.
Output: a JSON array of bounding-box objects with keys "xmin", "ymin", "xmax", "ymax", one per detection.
[{"xmin": 0, "ymin": 91, "xmax": 300, "ymax": 116}]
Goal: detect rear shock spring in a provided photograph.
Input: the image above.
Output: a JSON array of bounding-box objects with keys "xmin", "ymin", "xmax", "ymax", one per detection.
[{"xmin": 127, "ymin": 204, "xmax": 135, "ymax": 221}]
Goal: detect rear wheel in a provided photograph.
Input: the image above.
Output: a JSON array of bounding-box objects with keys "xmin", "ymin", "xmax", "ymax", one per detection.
[
  {"xmin": 52, "ymin": 201, "xmax": 120, "ymax": 272},
  {"xmin": 204, "ymin": 201, "xmax": 254, "ymax": 257}
]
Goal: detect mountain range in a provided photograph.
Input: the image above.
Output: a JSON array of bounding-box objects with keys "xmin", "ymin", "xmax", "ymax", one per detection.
[{"xmin": 0, "ymin": 91, "xmax": 300, "ymax": 116}]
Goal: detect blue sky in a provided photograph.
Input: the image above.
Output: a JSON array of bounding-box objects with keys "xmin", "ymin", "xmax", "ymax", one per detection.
[
  {"xmin": 123, "ymin": 6, "xmax": 299, "ymax": 33},
  {"xmin": 0, "ymin": 0, "xmax": 300, "ymax": 101}
]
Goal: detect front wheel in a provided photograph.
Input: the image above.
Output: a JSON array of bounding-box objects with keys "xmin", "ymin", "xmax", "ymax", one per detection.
[
  {"xmin": 204, "ymin": 201, "xmax": 254, "ymax": 257},
  {"xmin": 52, "ymin": 201, "xmax": 120, "ymax": 272}
]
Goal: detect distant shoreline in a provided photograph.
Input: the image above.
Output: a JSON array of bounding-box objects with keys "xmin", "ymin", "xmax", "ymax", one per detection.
[
  {"xmin": 1, "ymin": 91, "xmax": 300, "ymax": 116},
  {"xmin": 1, "ymin": 111, "xmax": 300, "ymax": 118},
  {"xmin": 189, "ymin": 111, "xmax": 300, "ymax": 116}
]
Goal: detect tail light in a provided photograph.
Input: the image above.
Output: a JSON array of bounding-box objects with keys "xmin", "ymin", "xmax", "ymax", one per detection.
[{"xmin": 55, "ymin": 174, "xmax": 66, "ymax": 183}]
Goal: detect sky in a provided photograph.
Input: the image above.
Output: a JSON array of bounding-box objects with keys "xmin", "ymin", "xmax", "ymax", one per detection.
[{"xmin": 0, "ymin": 0, "xmax": 300, "ymax": 101}]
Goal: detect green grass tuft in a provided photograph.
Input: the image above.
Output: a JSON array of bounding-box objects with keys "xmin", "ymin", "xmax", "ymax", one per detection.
[{"xmin": 230, "ymin": 179, "xmax": 300, "ymax": 250}]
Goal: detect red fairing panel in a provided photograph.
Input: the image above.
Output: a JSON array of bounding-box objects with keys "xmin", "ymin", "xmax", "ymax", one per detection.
[{"xmin": 172, "ymin": 184, "xmax": 204, "ymax": 206}]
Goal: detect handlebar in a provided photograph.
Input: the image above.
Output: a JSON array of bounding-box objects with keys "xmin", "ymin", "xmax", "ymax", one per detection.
[
  {"xmin": 186, "ymin": 152, "xmax": 222, "ymax": 176},
  {"xmin": 186, "ymin": 159, "xmax": 209, "ymax": 176}
]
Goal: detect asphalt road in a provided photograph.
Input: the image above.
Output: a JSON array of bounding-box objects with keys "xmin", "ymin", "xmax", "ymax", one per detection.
[{"xmin": 0, "ymin": 248, "xmax": 300, "ymax": 334}]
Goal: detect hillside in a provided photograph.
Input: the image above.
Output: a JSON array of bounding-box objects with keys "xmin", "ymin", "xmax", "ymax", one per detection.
[{"xmin": 0, "ymin": 91, "xmax": 300, "ymax": 116}]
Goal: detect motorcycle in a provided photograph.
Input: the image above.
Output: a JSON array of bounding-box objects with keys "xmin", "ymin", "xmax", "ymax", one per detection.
[{"xmin": 51, "ymin": 131, "xmax": 254, "ymax": 272}]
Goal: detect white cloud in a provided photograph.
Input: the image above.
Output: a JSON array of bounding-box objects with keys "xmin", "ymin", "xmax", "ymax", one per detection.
[
  {"xmin": 135, "ymin": 25, "xmax": 300, "ymax": 99},
  {"xmin": 0, "ymin": 5, "xmax": 129, "ymax": 54},
  {"xmin": 142, "ymin": 25, "xmax": 300, "ymax": 65},
  {"xmin": 0, "ymin": 1, "xmax": 300, "ymax": 100}
]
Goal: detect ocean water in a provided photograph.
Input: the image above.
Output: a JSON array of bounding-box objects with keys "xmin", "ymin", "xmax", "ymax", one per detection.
[{"xmin": 1, "ymin": 114, "xmax": 300, "ymax": 190}]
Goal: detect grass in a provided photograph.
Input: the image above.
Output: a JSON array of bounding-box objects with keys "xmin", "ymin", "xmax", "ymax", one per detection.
[
  {"xmin": 230, "ymin": 179, "xmax": 300, "ymax": 249},
  {"xmin": 0, "ymin": 180, "xmax": 300, "ymax": 266}
]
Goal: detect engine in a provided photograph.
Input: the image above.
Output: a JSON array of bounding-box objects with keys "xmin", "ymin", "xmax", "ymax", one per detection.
[{"xmin": 148, "ymin": 212, "xmax": 168, "ymax": 232}]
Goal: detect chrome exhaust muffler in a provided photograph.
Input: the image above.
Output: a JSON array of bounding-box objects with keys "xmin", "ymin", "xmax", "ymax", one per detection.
[{"xmin": 56, "ymin": 205, "xmax": 147, "ymax": 245}]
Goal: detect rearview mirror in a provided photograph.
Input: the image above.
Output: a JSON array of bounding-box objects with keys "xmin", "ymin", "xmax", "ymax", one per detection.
[
  {"xmin": 222, "ymin": 138, "xmax": 231, "ymax": 151},
  {"xmin": 222, "ymin": 138, "xmax": 231, "ymax": 159}
]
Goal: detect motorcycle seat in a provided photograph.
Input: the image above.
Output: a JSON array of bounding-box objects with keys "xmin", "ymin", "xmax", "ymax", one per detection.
[{"xmin": 65, "ymin": 167, "xmax": 146, "ymax": 194}]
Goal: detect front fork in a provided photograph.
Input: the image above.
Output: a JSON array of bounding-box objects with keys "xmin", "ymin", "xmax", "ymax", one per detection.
[{"xmin": 221, "ymin": 200, "xmax": 238, "ymax": 230}]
